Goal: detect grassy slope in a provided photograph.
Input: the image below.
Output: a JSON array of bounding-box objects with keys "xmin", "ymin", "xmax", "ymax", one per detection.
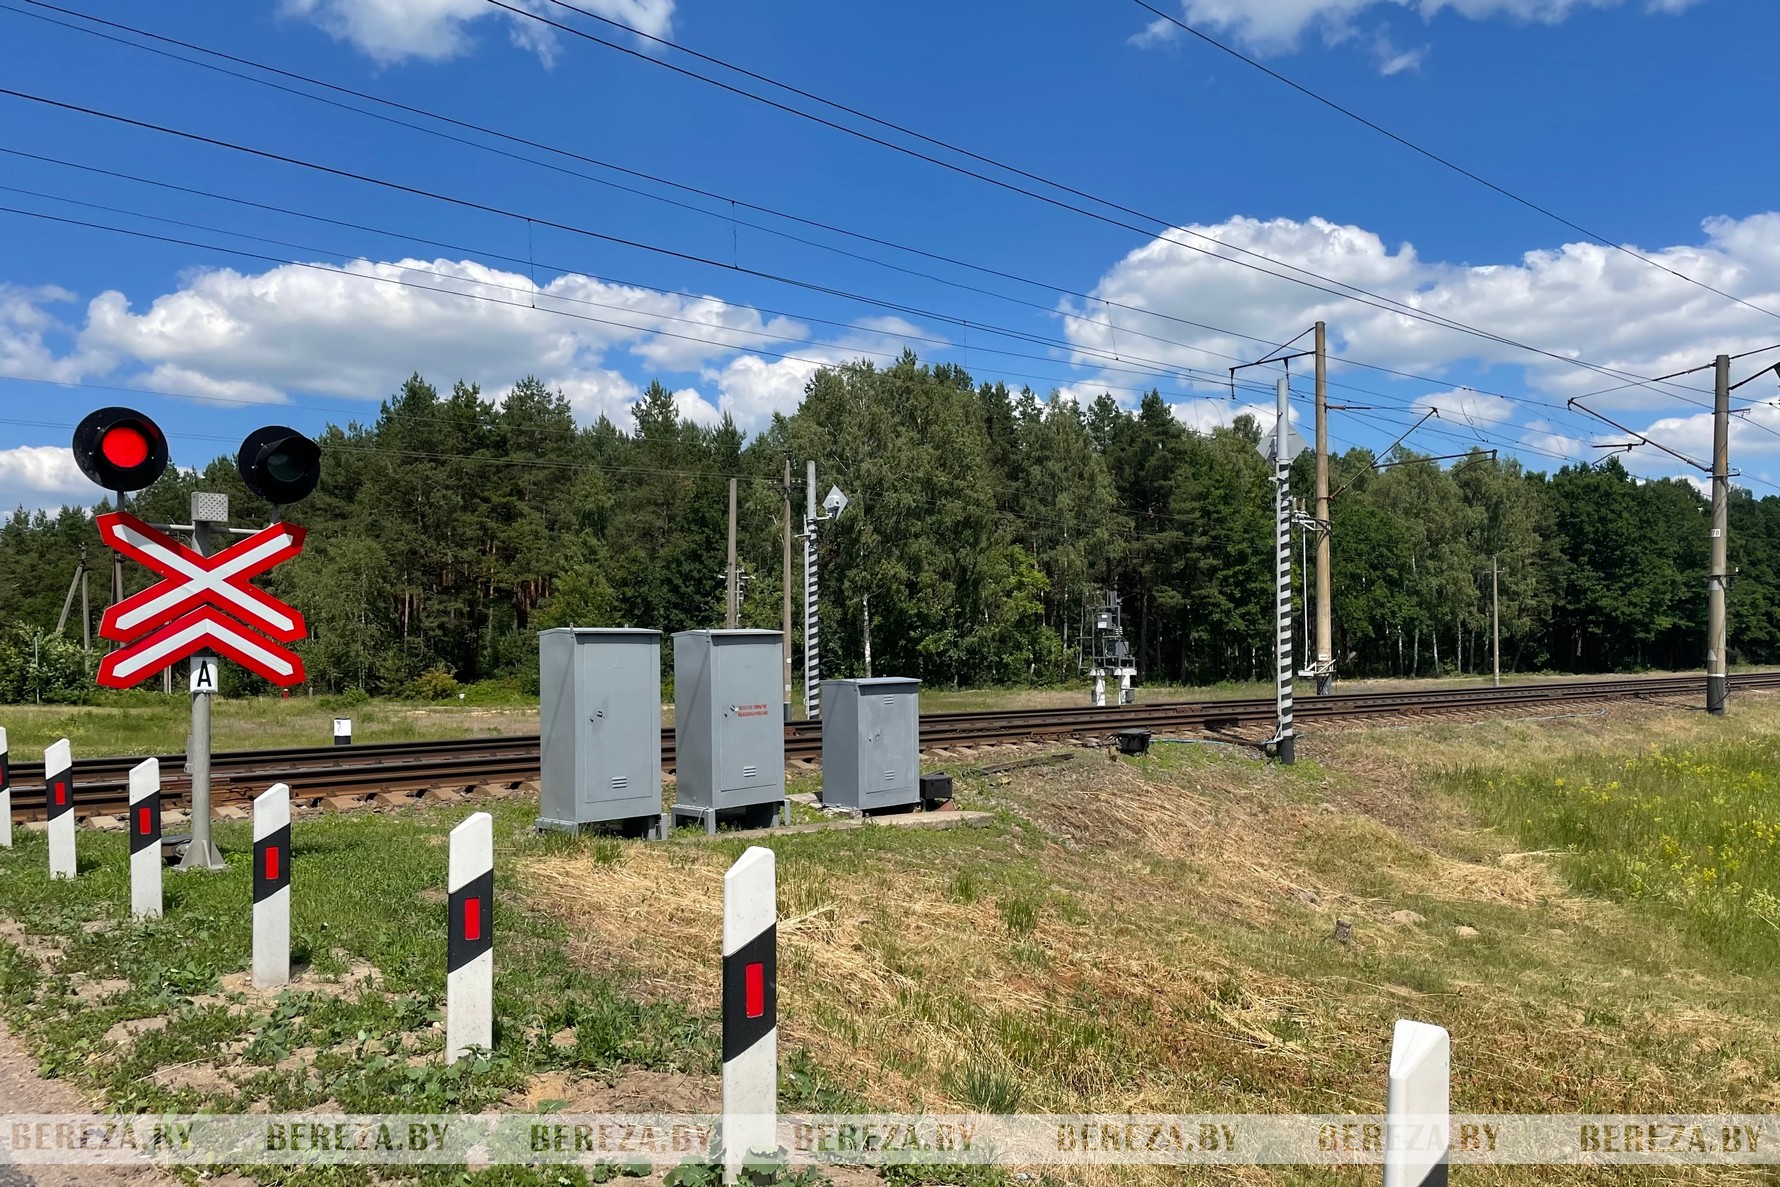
[{"xmin": 0, "ymin": 697, "xmax": 1777, "ymax": 1184}]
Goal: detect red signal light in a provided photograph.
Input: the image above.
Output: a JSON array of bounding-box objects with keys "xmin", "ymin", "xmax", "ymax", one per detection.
[
  {"xmin": 72, "ymin": 407, "xmax": 169, "ymax": 494},
  {"xmin": 100, "ymin": 426, "xmax": 150, "ymax": 469}
]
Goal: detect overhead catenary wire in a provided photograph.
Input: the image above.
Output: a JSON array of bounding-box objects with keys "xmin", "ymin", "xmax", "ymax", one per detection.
[
  {"xmin": 482, "ymin": 0, "xmax": 1726, "ymax": 400},
  {"xmin": 1124, "ymin": 0, "xmax": 1780, "ymax": 329},
  {"xmin": 1, "ymin": 3, "xmax": 1725, "ymax": 426}
]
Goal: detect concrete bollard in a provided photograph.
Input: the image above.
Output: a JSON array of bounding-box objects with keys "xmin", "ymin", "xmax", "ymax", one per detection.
[
  {"xmin": 446, "ymin": 811, "xmax": 494, "ymax": 1064},
  {"xmin": 721, "ymin": 845, "xmax": 777, "ymax": 1182},
  {"xmin": 1384, "ymin": 1019, "xmax": 1451, "ymax": 1187},
  {"xmin": 0, "ymin": 726, "xmax": 11, "ymax": 849},
  {"xmin": 45, "ymin": 738, "xmax": 74, "ymax": 879},
  {"xmin": 252, "ymin": 783, "xmax": 291, "ymax": 988},
  {"xmin": 128, "ymin": 758, "xmax": 162, "ymax": 919}
]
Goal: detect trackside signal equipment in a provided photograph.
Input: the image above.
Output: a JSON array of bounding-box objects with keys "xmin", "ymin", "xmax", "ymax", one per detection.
[
  {"xmin": 672, "ymin": 630, "xmax": 789, "ymax": 834},
  {"xmin": 236, "ymin": 425, "xmax": 322, "ymax": 506},
  {"xmin": 537, "ymin": 628, "xmax": 667, "ymax": 839},
  {"xmin": 71, "ymin": 407, "xmax": 169, "ymax": 494},
  {"xmin": 818, "ymin": 677, "xmax": 920, "ymax": 811}
]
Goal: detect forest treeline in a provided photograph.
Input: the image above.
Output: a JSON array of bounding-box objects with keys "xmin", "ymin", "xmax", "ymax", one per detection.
[{"xmin": 3, "ymin": 352, "xmax": 1777, "ymax": 701}]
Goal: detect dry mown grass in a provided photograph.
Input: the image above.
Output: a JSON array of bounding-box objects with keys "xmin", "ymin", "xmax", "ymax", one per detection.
[{"xmin": 519, "ymin": 698, "xmax": 1780, "ymax": 1185}]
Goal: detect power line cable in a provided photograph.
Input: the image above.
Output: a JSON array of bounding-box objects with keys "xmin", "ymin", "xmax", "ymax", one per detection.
[
  {"xmin": 1125, "ymin": 0, "xmax": 1780, "ymax": 327},
  {"xmin": 484, "ymin": 0, "xmax": 1722, "ymax": 399},
  {"xmin": 3, "ymin": 3, "xmax": 1727, "ymax": 421}
]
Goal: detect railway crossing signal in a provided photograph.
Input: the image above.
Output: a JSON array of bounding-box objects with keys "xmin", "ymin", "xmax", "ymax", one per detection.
[
  {"xmin": 237, "ymin": 425, "xmax": 322, "ymax": 506},
  {"xmin": 94, "ymin": 513, "xmax": 307, "ymax": 688},
  {"xmin": 71, "ymin": 407, "xmax": 169, "ymax": 494}
]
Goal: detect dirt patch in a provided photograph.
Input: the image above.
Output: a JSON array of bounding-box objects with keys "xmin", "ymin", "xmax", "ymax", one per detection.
[
  {"xmin": 506, "ymin": 1068, "xmax": 718, "ymax": 1113},
  {"xmin": 0, "ymin": 1017, "xmax": 181, "ymax": 1185},
  {"xmin": 217, "ymin": 957, "xmax": 382, "ymax": 1003}
]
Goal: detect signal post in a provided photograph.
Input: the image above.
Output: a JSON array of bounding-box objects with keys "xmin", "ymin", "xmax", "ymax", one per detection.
[{"xmin": 72, "ymin": 408, "xmax": 321, "ymax": 870}]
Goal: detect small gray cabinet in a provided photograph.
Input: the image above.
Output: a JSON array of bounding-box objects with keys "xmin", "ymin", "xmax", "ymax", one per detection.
[
  {"xmin": 820, "ymin": 677, "xmax": 920, "ymax": 810},
  {"xmin": 671, "ymin": 630, "xmax": 787, "ymax": 833},
  {"xmin": 537, "ymin": 628, "xmax": 666, "ymax": 837}
]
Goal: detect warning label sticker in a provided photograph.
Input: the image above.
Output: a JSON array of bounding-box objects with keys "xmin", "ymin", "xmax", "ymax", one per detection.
[{"xmin": 734, "ymin": 704, "xmax": 770, "ymax": 717}]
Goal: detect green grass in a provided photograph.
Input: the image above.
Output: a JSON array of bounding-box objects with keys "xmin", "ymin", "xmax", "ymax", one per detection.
[
  {"xmin": 1448, "ymin": 735, "xmax": 1780, "ymax": 971},
  {"xmin": 0, "ymin": 800, "xmax": 712, "ymax": 1186}
]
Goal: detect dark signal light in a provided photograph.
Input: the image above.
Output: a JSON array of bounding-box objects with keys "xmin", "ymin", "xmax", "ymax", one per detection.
[
  {"xmin": 72, "ymin": 407, "xmax": 169, "ymax": 494},
  {"xmin": 237, "ymin": 425, "xmax": 322, "ymax": 505}
]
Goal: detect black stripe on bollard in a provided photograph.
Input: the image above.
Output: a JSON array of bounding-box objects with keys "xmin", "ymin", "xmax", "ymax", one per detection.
[
  {"xmin": 45, "ymin": 769, "xmax": 72, "ymax": 822},
  {"xmin": 447, "ymin": 868, "xmax": 494, "ymax": 974},
  {"xmin": 1420, "ymin": 1158, "xmax": 1449, "ymax": 1187},
  {"xmin": 0, "ymin": 748, "xmax": 9, "ymax": 794},
  {"xmin": 721, "ymin": 921, "xmax": 776, "ymax": 1061},
  {"xmin": 129, "ymin": 790, "xmax": 161, "ymax": 855},
  {"xmin": 252, "ymin": 823, "xmax": 291, "ymax": 902}
]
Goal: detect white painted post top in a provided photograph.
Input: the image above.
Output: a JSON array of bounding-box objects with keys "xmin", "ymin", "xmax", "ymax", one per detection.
[
  {"xmin": 254, "ymin": 782, "xmax": 290, "ymax": 839},
  {"xmin": 45, "ymin": 738, "xmax": 70, "ymax": 777},
  {"xmin": 129, "ymin": 758, "xmax": 159, "ymax": 803},
  {"xmin": 723, "ymin": 846, "xmax": 776, "ymax": 955},
  {"xmin": 449, "ymin": 812, "xmax": 494, "ymax": 893}
]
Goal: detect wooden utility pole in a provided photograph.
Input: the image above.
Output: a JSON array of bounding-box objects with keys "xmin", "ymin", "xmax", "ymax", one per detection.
[
  {"xmin": 781, "ymin": 458, "xmax": 793, "ymax": 722},
  {"xmin": 1313, "ymin": 321, "xmax": 1333, "ymax": 696},
  {"xmin": 725, "ymin": 477, "xmax": 739, "ymax": 629},
  {"xmin": 1708, "ymin": 353, "xmax": 1730, "ymax": 715}
]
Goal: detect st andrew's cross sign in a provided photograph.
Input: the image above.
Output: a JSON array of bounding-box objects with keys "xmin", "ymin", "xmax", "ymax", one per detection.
[{"xmin": 95, "ymin": 512, "xmax": 308, "ymax": 689}]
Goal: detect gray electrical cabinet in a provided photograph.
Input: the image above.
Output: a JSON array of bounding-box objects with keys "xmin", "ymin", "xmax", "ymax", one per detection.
[
  {"xmin": 537, "ymin": 628, "xmax": 667, "ymax": 838},
  {"xmin": 671, "ymin": 630, "xmax": 788, "ymax": 833},
  {"xmin": 819, "ymin": 677, "xmax": 921, "ymax": 811}
]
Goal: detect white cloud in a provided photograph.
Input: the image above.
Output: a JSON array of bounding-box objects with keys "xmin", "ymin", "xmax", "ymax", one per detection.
[
  {"xmin": 1064, "ymin": 212, "xmax": 1780, "ymax": 415},
  {"xmin": 0, "ymin": 284, "xmax": 107, "ymax": 384},
  {"xmin": 281, "ymin": 0, "xmax": 674, "ymax": 65},
  {"xmin": 1132, "ymin": 0, "xmax": 1701, "ymax": 56},
  {"xmin": 75, "ymin": 257, "xmax": 824, "ymax": 418},
  {"xmin": 0, "ymin": 444, "xmax": 90, "ymax": 509}
]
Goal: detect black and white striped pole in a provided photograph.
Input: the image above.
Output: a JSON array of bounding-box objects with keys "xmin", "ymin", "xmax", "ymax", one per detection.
[
  {"xmin": 128, "ymin": 758, "xmax": 162, "ymax": 919},
  {"xmin": 1273, "ymin": 377, "xmax": 1296, "ymax": 765},
  {"xmin": 252, "ymin": 783, "xmax": 291, "ymax": 988},
  {"xmin": 1384, "ymin": 1019, "xmax": 1450, "ymax": 1187},
  {"xmin": 0, "ymin": 726, "xmax": 11, "ymax": 849},
  {"xmin": 447, "ymin": 811, "xmax": 494, "ymax": 1064},
  {"xmin": 45, "ymin": 738, "xmax": 74, "ymax": 878},
  {"xmin": 721, "ymin": 845, "xmax": 777, "ymax": 1182}
]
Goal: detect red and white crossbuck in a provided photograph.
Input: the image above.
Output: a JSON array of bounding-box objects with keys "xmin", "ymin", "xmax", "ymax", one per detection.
[{"xmin": 96, "ymin": 512, "xmax": 308, "ymax": 688}]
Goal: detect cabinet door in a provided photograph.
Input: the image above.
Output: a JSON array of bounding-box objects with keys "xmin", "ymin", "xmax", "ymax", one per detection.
[
  {"xmin": 864, "ymin": 690, "xmax": 918, "ymax": 806},
  {"xmin": 716, "ymin": 643, "xmax": 782, "ymax": 793},
  {"xmin": 579, "ymin": 641, "xmax": 661, "ymax": 816}
]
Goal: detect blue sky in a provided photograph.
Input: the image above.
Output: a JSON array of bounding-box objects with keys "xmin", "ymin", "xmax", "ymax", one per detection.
[{"xmin": 2, "ymin": 0, "xmax": 1778, "ymax": 510}]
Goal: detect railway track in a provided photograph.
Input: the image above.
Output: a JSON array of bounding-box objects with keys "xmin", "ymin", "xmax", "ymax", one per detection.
[{"xmin": 6, "ymin": 671, "xmax": 1775, "ymax": 821}]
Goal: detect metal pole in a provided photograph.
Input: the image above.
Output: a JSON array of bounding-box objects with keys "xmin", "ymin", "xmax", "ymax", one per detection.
[
  {"xmin": 1708, "ymin": 354, "xmax": 1730, "ymax": 715},
  {"xmin": 781, "ymin": 457, "xmax": 793, "ymax": 723},
  {"xmin": 1313, "ymin": 320, "xmax": 1333, "ymax": 696},
  {"xmin": 863, "ymin": 593, "xmax": 872, "ymax": 679},
  {"xmin": 1274, "ymin": 378, "xmax": 1295, "ymax": 765},
  {"xmin": 1491, "ymin": 555, "xmax": 1500, "ymax": 688},
  {"xmin": 179, "ymin": 494, "xmax": 225, "ymax": 871},
  {"xmin": 80, "ymin": 553, "xmax": 90, "ymax": 652},
  {"xmin": 804, "ymin": 460, "xmax": 820, "ymax": 720},
  {"xmin": 725, "ymin": 477, "xmax": 739, "ymax": 629}
]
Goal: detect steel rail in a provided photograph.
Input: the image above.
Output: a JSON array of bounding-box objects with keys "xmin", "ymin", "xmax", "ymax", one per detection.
[{"xmin": 6, "ymin": 671, "xmax": 1776, "ymax": 820}]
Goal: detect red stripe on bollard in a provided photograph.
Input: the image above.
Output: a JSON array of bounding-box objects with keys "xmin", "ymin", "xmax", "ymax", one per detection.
[
  {"xmin": 745, "ymin": 962, "xmax": 765, "ymax": 1018},
  {"xmin": 265, "ymin": 847, "xmax": 279, "ymax": 881},
  {"xmin": 137, "ymin": 807, "xmax": 149, "ymax": 835}
]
